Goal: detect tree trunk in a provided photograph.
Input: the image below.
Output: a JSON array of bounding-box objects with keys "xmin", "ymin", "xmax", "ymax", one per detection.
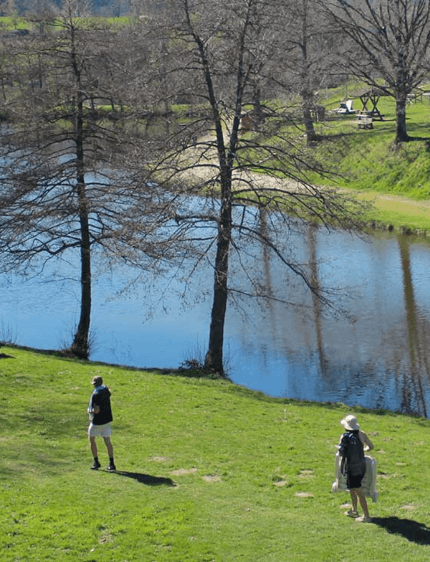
[
  {"xmin": 204, "ymin": 199, "xmax": 231, "ymax": 374},
  {"xmin": 71, "ymin": 126, "xmax": 91, "ymax": 359},
  {"xmin": 300, "ymin": 0, "xmax": 317, "ymax": 146},
  {"xmin": 302, "ymin": 93, "xmax": 317, "ymax": 146},
  {"xmin": 69, "ymin": 34, "xmax": 92, "ymax": 359},
  {"xmin": 70, "ymin": 178, "xmax": 92, "ymax": 359},
  {"xmin": 70, "ymin": 95, "xmax": 91, "ymax": 359},
  {"xmin": 204, "ymin": 117, "xmax": 234, "ymax": 375},
  {"xmin": 203, "ymin": 77, "xmax": 239, "ymax": 375},
  {"xmin": 395, "ymin": 97, "xmax": 409, "ymax": 144},
  {"xmin": 188, "ymin": 7, "xmax": 238, "ymax": 376}
]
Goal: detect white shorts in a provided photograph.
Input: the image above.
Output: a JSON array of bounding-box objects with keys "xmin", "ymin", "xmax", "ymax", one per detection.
[{"xmin": 88, "ymin": 422, "xmax": 112, "ymax": 438}]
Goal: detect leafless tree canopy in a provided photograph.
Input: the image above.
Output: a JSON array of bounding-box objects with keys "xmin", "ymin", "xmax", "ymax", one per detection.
[
  {"xmin": 132, "ymin": 0, "xmax": 369, "ymax": 373},
  {"xmin": 322, "ymin": 0, "xmax": 430, "ymax": 143},
  {"xmin": 0, "ymin": 2, "xmax": 184, "ymax": 357},
  {"xmin": 0, "ymin": 0, "xmax": 371, "ymax": 371}
]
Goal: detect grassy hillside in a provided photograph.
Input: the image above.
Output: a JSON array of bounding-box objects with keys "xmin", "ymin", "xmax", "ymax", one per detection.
[
  {"xmin": 307, "ymin": 84, "xmax": 430, "ymax": 235},
  {"xmin": 1, "ymin": 346, "xmax": 430, "ymax": 561}
]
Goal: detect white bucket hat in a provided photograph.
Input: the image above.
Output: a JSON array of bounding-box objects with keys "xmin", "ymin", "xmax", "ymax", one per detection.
[{"xmin": 340, "ymin": 414, "xmax": 360, "ymax": 431}]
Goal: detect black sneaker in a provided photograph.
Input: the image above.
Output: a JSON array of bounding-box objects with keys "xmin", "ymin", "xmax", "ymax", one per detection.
[
  {"xmin": 106, "ymin": 464, "xmax": 116, "ymax": 472},
  {"xmin": 91, "ymin": 460, "xmax": 101, "ymax": 470}
]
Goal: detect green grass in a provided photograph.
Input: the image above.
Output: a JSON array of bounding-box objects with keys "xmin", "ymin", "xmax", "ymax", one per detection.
[
  {"xmin": 298, "ymin": 90, "xmax": 430, "ymax": 235},
  {"xmin": 0, "ymin": 16, "xmax": 31, "ymax": 30},
  {"xmin": 1, "ymin": 346, "xmax": 430, "ymax": 561},
  {"xmin": 237, "ymin": 85, "xmax": 430, "ymax": 234}
]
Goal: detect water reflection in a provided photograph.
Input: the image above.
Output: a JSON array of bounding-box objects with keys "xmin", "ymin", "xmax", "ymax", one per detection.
[
  {"xmin": 308, "ymin": 225, "xmax": 328, "ymax": 375},
  {"xmin": 226, "ymin": 226, "xmax": 430, "ymax": 418},
  {"xmin": 1, "ymin": 221, "xmax": 430, "ymax": 417},
  {"xmin": 398, "ymin": 237, "xmax": 429, "ymax": 417}
]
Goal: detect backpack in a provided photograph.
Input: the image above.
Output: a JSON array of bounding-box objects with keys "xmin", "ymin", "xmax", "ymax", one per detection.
[{"xmin": 339, "ymin": 431, "xmax": 365, "ymax": 476}]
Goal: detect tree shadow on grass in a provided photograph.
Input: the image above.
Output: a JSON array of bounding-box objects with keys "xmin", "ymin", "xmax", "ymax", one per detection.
[
  {"xmin": 371, "ymin": 517, "xmax": 430, "ymax": 545},
  {"xmin": 115, "ymin": 470, "xmax": 176, "ymax": 487}
]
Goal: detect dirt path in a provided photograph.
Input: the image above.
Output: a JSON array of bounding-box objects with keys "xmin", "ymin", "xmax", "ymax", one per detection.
[
  {"xmin": 376, "ymin": 193, "xmax": 430, "ymax": 209},
  {"xmin": 174, "ymin": 132, "xmax": 430, "ymax": 235}
]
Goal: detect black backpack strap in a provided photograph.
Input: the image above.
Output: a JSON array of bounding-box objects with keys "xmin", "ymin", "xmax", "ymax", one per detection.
[{"xmin": 339, "ymin": 432, "xmax": 350, "ymax": 476}]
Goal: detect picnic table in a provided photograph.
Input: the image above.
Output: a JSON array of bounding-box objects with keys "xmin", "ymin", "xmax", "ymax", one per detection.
[
  {"xmin": 357, "ymin": 112, "xmax": 373, "ymax": 129},
  {"xmin": 358, "ymin": 88, "xmax": 387, "ymax": 121}
]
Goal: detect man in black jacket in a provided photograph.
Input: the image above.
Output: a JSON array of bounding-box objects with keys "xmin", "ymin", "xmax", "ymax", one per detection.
[{"xmin": 88, "ymin": 376, "xmax": 116, "ymax": 471}]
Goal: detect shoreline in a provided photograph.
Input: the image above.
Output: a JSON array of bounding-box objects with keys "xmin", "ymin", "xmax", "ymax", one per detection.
[
  {"xmin": 171, "ymin": 136, "xmax": 430, "ymax": 239},
  {"xmin": 2, "ymin": 343, "xmax": 428, "ymax": 419}
]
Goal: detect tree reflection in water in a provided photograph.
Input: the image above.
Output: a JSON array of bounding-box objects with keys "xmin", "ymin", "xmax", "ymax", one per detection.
[
  {"xmin": 243, "ymin": 222, "xmax": 430, "ymax": 418},
  {"xmin": 398, "ymin": 237, "xmax": 429, "ymax": 418}
]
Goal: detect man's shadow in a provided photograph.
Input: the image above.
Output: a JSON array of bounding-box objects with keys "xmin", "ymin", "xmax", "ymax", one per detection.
[
  {"xmin": 371, "ymin": 517, "xmax": 430, "ymax": 545},
  {"xmin": 115, "ymin": 470, "xmax": 176, "ymax": 487}
]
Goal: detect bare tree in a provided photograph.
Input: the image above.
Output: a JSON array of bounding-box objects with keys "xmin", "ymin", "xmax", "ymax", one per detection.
[
  {"xmin": 142, "ymin": 0, "xmax": 368, "ymax": 375},
  {"xmin": 322, "ymin": 0, "xmax": 430, "ymax": 144},
  {"xmin": 0, "ymin": 1, "xmax": 177, "ymax": 358},
  {"xmin": 276, "ymin": 0, "xmax": 337, "ymax": 145}
]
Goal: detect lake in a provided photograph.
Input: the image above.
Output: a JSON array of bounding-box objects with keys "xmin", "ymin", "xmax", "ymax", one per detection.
[{"xmin": 2, "ymin": 223, "xmax": 430, "ymax": 418}]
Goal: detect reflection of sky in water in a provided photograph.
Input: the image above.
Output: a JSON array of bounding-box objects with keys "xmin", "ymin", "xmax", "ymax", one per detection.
[{"xmin": 2, "ymin": 228, "xmax": 430, "ymax": 417}]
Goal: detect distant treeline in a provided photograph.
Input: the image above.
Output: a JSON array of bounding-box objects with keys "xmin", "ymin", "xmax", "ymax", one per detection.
[{"xmin": 1, "ymin": 0, "xmax": 132, "ymax": 17}]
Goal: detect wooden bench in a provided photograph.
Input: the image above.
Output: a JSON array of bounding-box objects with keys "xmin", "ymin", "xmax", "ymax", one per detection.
[{"xmin": 357, "ymin": 113, "xmax": 373, "ymax": 129}]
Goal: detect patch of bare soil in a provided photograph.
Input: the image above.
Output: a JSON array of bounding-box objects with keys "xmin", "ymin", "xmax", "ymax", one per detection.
[
  {"xmin": 273, "ymin": 480, "xmax": 288, "ymax": 487},
  {"xmin": 202, "ymin": 475, "xmax": 221, "ymax": 482},
  {"xmin": 170, "ymin": 468, "xmax": 198, "ymax": 476},
  {"xmin": 295, "ymin": 492, "xmax": 314, "ymax": 498}
]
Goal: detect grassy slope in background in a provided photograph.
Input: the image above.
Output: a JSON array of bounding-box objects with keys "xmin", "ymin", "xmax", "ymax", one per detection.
[
  {"xmin": 1, "ymin": 346, "xmax": 429, "ymax": 561},
  {"xmin": 305, "ymin": 86, "xmax": 430, "ymax": 234}
]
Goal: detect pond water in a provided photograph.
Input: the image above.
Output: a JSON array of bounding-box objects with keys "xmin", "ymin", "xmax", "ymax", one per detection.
[{"xmin": 2, "ymin": 223, "xmax": 430, "ymax": 418}]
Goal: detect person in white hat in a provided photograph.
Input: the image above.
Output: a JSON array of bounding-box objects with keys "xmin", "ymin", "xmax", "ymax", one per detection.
[{"xmin": 339, "ymin": 414, "xmax": 374, "ymax": 522}]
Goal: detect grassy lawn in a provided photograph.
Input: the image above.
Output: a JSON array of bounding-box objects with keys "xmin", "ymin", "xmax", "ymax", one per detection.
[
  {"xmin": 1, "ymin": 346, "xmax": 430, "ymax": 561},
  {"xmin": 299, "ymin": 84, "xmax": 430, "ymax": 235}
]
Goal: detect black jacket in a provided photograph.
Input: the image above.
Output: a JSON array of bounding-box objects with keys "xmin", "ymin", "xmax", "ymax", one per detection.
[{"xmin": 90, "ymin": 386, "xmax": 113, "ymax": 425}]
